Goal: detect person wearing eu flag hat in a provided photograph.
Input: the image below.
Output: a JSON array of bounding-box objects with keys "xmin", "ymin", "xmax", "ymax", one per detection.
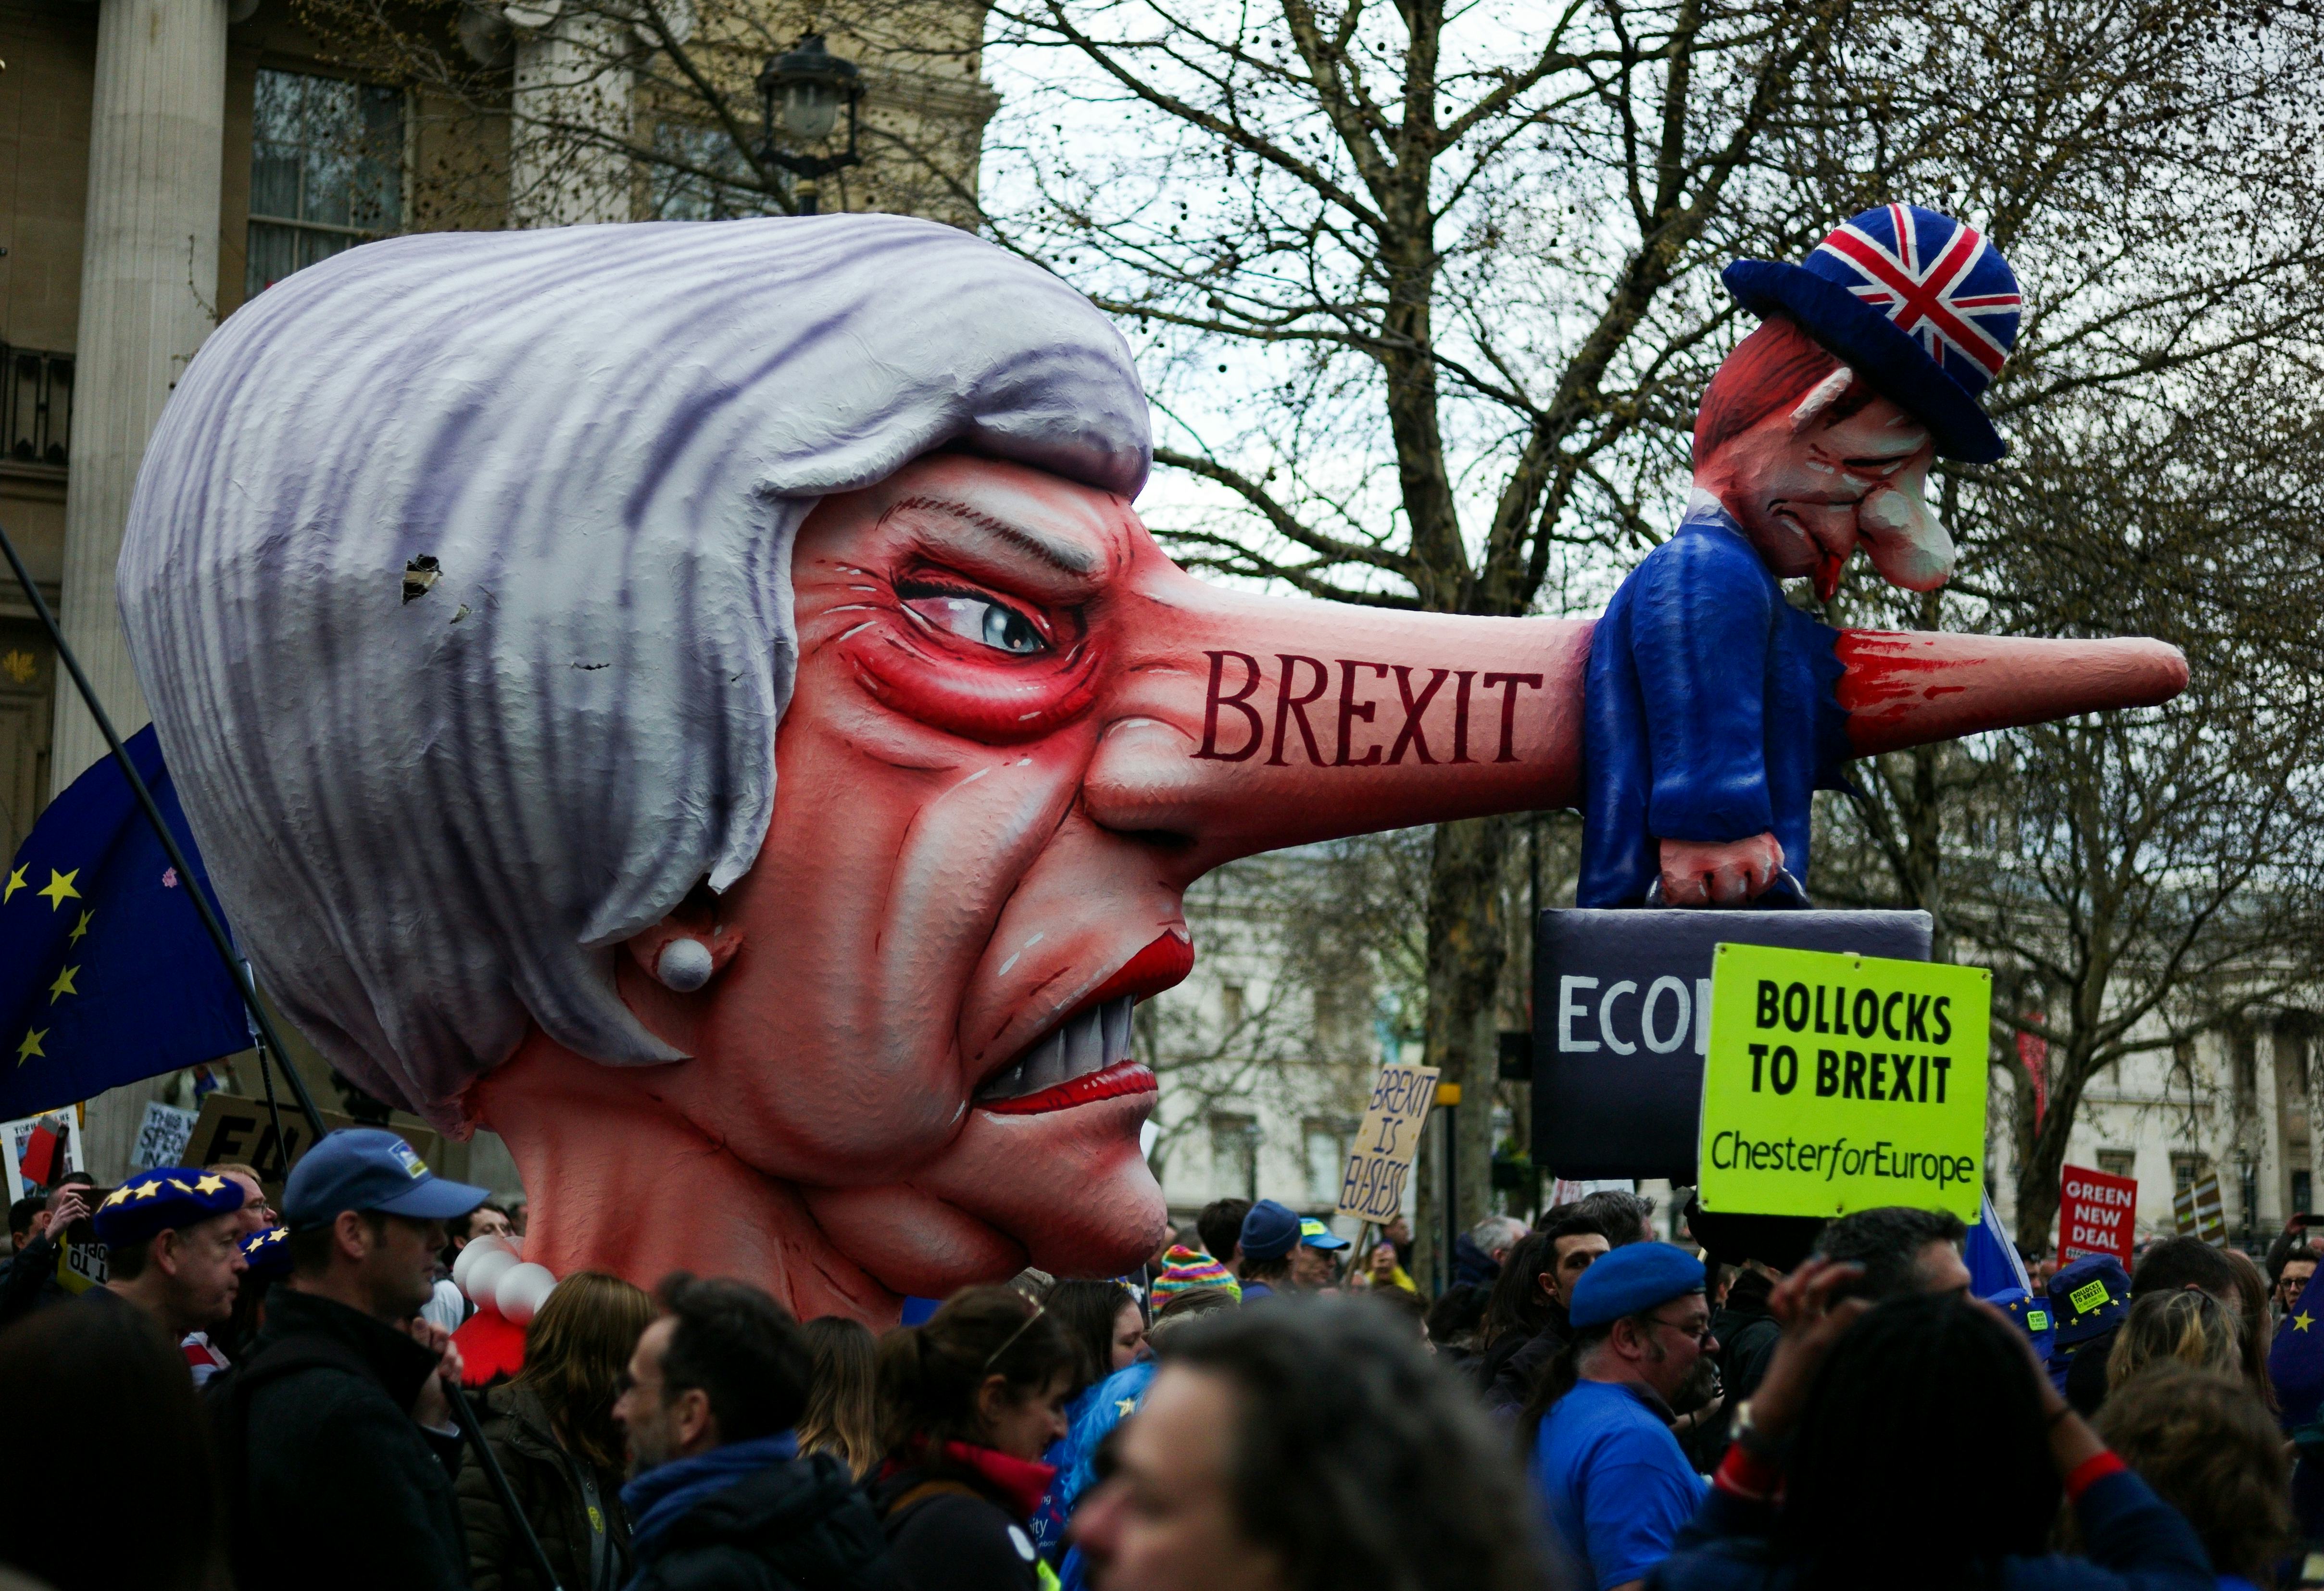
[
  {"xmin": 1527, "ymin": 1242, "xmax": 1716, "ymax": 1591},
  {"xmin": 89, "ymin": 1164, "xmax": 249, "ymax": 1354},
  {"xmin": 206, "ymin": 1127, "xmax": 490, "ymax": 1591}
]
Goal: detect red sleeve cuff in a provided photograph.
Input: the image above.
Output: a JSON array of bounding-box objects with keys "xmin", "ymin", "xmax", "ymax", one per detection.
[
  {"xmin": 2065, "ymin": 1450, "xmax": 2126, "ymax": 1503},
  {"xmin": 1714, "ymin": 1442, "xmax": 1782, "ymax": 1503}
]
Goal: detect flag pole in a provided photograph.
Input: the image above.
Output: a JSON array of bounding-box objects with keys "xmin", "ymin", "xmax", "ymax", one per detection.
[{"xmin": 0, "ymin": 521, "xmax": 328, "ymax": 1142}]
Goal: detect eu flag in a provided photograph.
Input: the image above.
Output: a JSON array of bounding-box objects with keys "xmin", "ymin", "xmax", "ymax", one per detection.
[{"xmin": 0, "ymin": 727, "xmax": 249, "ymax": 1118}]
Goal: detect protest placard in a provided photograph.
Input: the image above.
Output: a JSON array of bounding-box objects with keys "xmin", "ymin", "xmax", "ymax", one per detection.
[
  {"xmin": 1532, "ymin": 908, "xmax": 1931, "ymax": 1181},
  {"xmin": 2, "ymin": 1107, "xmax": 85, "ymax": 1203},
  {"xmin": 2058, "ymin": 1164, "xmax": 2137, "ymax": 1266},
  {"xmin": 133, "ymin": 1101, "xmax": 200, "ymax": 1172},
  {"xmin": 1696, "ymin": 943, "xmax": 1991, "ymax": 1220},
  {"xmin": 1336, "ymin": 1063, "xmax": 1440, "ymax": 1223},
  {"xmin": 183, "ymin": 1092, "xmax": 443, "ymax": 1195},
  {"xmin": 2173, "ymin": 1172, "xmax": 2226, "ymax": 1244}
]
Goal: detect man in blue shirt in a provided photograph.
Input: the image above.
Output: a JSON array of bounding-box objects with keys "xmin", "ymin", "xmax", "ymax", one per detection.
[{"xmin": 1532, "ymin": 1242, "xmax": 1717, "ymax": 1591}]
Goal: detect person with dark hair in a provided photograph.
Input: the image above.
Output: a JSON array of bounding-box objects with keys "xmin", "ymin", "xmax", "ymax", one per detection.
[
  {"xmin": 208, "ymin": 1128, "xmax": 489, "ymax": 1591},
  {"xmin": 872, "ymin": 1284, "xmax": 1082, "ymax": 1591},
  {"xmin": 1047, "ymin": 1279, "xmax": 1147, "ymax": 1393},
  {"xmin": 1196, "ymin": 1199, "xmax": 1252, "ymax": 1278},
  {"xmin": 1428, "ymin": 1282, "xmax": 1491, "ymax": 1368},
  {"xmin": 87, "ymin": 1166, "xmax": 250, "ymax": 1361},
  {"xmin": 1809, "ymin": 1205, "xmax": 1969, "ymax": 1301},
  {"xmin": 0, "ymin": 1178, "xmax": 87, "ymax": 1325},
  {"xmin": 2095, "ymin": 1366, "xmax": 2293, "ymax": 1586},
  {"xmin": 1525, "ymin": 1244, "xmax": 1715, "ymax": 1591},
  {"xmin": 425, "ymin": 1200, "xmax": 517, "ymax": 1332},
  {"xmin": 1236, "ymin": 1200, "xmax": 1303, "ymax": 1301},
  {"xmin": 799, "ymin": 1316, "xmax": 882, "ymax": 1480},
  {"xmin": 1684, "ymin": 1203, "xmax": 1825, "ymax": 1461},
  {"xmin": 1480, "ymin": 1213, "xmax": 1611, "ymax": 1416},
  {"xmin": 613, "ymin": 1273, "xmax": 888, "ymax": 1591},
  {"xmin": 6, "ymin": 1192, "xmax": 45, "ymax": 1253},
  {"xmin": 0, "ymin": 1296, "xmax": 225, "ymax": 1591},
  {"xmin": 461, "ymin": 1270, "xmax": 656, "ymax": 1591},
  {"xmin": 2273, "ymin": 1249, "xmax": 2317, "ymax": 1325},
  {"xmin": 1651, "ymin": 1262, "xmax": 2213, "ymax": 1591},
  {"xmin": 1071, "ymin": 1297, "xmax": 1555, "ymax": 1591}
]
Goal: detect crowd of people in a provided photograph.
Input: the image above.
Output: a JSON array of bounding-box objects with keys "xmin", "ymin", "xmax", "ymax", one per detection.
[{"xmin": 3, "ymin": 1150, "xmax": 2323, "ymax": 1591}]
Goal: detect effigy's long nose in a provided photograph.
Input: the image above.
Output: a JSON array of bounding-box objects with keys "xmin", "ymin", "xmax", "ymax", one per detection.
[
  {"xmin": 1083, "ymin": 553, "xmax": 2190, "ymax": 863},
  {"xmin": 1084, "ymin": 562, "xmax": 1591, "ymax": 861}
]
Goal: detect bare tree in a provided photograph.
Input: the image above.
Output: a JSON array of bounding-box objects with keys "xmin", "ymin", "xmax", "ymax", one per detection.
[{"xmin": 971, "ymin": 0, "xmax": 2324, "ymax": 1241}]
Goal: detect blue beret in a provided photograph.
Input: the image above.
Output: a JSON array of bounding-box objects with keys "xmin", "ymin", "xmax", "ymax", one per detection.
[
  {"xmin": 2047, "ymin": 1253, "xmax": 2131, "ymax": 1351},
  {"xmin": 239, "ymin": 1224, "xmax": 294, "ymax": 1282},
  {"xmin": 1568, "ymin": 1242, "xmax": 1706, "ymax": 1328},
  {"xmin": 92, "ymin": 1166, "xmax": 249, "ymax": 1248},
  {"xmin": 1988, "ymin": 1285, "xmax": 2056, "ymax": 1362}
]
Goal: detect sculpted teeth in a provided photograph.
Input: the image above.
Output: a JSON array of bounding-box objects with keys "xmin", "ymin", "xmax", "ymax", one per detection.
[{"xmin": 977, "ymin": 994, "xmax": 1137, "ymax": 1102}]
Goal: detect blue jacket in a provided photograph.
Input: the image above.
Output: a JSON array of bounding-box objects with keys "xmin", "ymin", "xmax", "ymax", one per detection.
[
  {"xmin": 1579, "ymin": 501, "xmax": 1850, "ymax": 907},
  {"xmin": 1648, "ymin": 1466, "xmax": 2211, "ymax": 1591}
]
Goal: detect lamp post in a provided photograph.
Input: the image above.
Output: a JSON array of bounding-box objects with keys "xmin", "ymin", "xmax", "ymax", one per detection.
[{"xmin": 757, "ymin": 34, "xmax": 863, "ymax": 216}]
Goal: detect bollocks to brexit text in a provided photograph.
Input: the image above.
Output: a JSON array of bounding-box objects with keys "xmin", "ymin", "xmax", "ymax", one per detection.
[{"xmin": 1695, "ymin": 943, "xmax": 1991, "ymax": 1221}]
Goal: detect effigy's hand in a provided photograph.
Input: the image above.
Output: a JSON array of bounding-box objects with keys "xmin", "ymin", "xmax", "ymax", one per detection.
[{"xmin": 1658, "ymin": 832, "xmax": 1784, "ymax": 905}]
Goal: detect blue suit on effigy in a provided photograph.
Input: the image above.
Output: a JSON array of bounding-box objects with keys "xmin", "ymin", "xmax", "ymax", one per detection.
[{"xmin": 1577, "ymin": 498, "xmax": 1853, "ymax": 908}]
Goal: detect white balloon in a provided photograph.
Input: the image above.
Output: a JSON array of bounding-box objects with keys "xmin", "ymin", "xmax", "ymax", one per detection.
[
  {"xmin": 498, "ymin": 1263, "xmax": 559, "ymax": 1327},
  {"xmin": 452, "ymin": 1233, "xmax": 516, "ymax": 1297},
  {"xmin": 463, "ymin": 1246, "xmax": 520, "ymax": 1312}
]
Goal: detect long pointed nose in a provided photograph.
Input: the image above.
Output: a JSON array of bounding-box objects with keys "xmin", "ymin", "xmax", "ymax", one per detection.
[
  {"xmin": 1081, "ymin": 552, "xmax": 2189, "ymax": 861},
  {"xmin": 1839, "ymin": 630, "xmax": 2188, "ymax": 754},
  {"xmin": 1084, "ymin": 560, "xmax": 1590, "ymax": 861}
]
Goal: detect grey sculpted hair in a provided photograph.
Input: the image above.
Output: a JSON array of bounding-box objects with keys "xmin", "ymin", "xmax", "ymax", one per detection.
[{"xmin": 119, "ymin": 215, "xmax": 1151, "ymax": 1132}]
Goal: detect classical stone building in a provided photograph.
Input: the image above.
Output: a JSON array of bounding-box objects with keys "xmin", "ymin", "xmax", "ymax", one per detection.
[{"xmin": 0, "ymin": 0, "xmax": 995, "ymax": 1178}]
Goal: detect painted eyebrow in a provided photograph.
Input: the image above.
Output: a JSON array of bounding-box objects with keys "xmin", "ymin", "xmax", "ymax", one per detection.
[{"xmin": 889, "ymin": 494, "xmax": 1100, "ymax": 578}]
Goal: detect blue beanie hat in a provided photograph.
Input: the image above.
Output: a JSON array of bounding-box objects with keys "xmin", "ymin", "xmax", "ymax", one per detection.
[
  {"xmin": 1568, "ymin": 1242, "xmax": 1706, "ymax": 1328},
  {"xmin": 1240, "ymin": 1199, "xmax": 1302, "ymax": 1263},
  {"xmin": 2047, "ymin": 1253, "xmax": 2131, "ymax": 1352}
]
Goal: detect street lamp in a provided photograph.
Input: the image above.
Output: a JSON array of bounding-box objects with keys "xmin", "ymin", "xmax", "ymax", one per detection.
[{"xmin": 757, "ymin": 34, "xmax": 863, "ymax": 216}]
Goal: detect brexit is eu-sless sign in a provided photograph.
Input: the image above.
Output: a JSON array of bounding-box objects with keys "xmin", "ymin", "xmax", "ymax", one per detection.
[
  {"xmin": 1696, "ymin": 943, "xmax": 1991, "ymax": 1220},
  {"xmin": 1531, "ymin": 909, "xmax": 1932, "ymax": 1182}
]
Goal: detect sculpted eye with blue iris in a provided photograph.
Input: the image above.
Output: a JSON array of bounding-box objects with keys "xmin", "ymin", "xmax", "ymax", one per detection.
[{"xmin": 898, "ymin": 580, "xmax": 1050, "ymax": 656}]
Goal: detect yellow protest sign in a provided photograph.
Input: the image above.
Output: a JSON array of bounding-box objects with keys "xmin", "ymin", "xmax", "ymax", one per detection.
[
  {"xmin": 1696, "ymin": 943, "xmax": 1990, "ymax": 1219},
  {"xmin": 1336, "ymin": 1063, "xmax": 1440, "ymax": 1223}
]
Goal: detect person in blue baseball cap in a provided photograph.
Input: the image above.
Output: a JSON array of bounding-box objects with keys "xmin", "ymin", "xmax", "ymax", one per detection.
[
  {"xmin": 89, "ymin": 1164, "xmax": 250, "ymax": 1351},
  {"xmin": 1236, "ymin": 1199, "xmax": 1302, "ymax": 1301},
  {"xmin": 1524, "ymin": 1242, "xmax": 1715, "ymax": 1591},
  {"xmin": 209, "ymin": 1127, "xmax": 490, "ymax": 1591},
  {"xmin": 1293, "ymin": 1215, "xmax": 1351, "ymax": 1290}
]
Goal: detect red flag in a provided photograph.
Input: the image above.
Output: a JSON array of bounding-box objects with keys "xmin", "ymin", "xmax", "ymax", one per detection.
[{"xmin": 17, "ymin": 1121, "xmax": 60, "ymax": 1188}]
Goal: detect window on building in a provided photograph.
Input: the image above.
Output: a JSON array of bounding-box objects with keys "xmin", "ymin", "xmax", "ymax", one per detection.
[
  {"xmin": 247, "ymin": 70, "xmax": 404, "ymax": 298},
  {"xmin": 1220, "ymin": 983, "xmax": 1246, "ymax": 1031},
  {"xmin": 2172, "ymin": 1153, "xmax": 2208, "ymax": 1198},
  {"xmin": 1303, "ymin": 1118, "xmax": 1354, "ymax": 1208},
  {"xmin": 1209, "ymin": 1113, "xmax": 1258, "ymax": 1203},
  {"xmin": 646, "ymin": 123, "xmax": 787, "ymax": 219},
  {"xmin": 2296, "ymin": 1169, "xmax": 2314, "ymax": 1217},
  {"xmin": 2096, "ymin": 1150, "xmax": 2136, "ymax": 1181}
]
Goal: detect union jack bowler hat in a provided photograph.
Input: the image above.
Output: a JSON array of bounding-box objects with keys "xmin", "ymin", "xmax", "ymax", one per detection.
[{"xmin": 1722, "ymin": 202, "xmax": 2022, "ymax": 463}]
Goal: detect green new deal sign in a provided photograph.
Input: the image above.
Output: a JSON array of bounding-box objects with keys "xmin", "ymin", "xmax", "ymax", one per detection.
[{"xmin": 1696, "ymin": 943, "xmax": 1992, "ymax": 1220}]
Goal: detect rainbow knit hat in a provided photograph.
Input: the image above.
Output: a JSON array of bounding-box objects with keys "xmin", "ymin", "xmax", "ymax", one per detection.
[{"xmin": 1151, "ymin": 1245, "xmax": 1241, "ymax": 1303}]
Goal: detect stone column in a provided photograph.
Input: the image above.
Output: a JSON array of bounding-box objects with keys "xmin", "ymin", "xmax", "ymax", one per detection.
[
  {"xmin": 52, "ymin": 0, "xmax": 228, "ymax": 795},
  {"xmin": 507, "ymin": 2, "xmax": 636, "ymax": 228},
  {"xmin": 57, "ymin": 0, "xmax": 229, "ymax": 1181}
]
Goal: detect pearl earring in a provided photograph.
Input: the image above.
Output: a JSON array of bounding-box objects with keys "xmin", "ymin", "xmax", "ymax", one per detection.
[{"xmin": 654, "ymin": 937, "xmax": 716, "ymax": 992}]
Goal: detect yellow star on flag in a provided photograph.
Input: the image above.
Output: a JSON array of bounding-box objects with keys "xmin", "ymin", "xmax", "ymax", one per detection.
[
  {"xmin": 101, "ymin": 1186, "xmax": 133, "ymax": 1209},
  {"xmin": 14, "ymin": 1027, "xmax": 45, "ymax": 1065},
  {"xmin": 37, "ymin": 869, "xmax": 79, "ymax": 910},
  {"xmin": 129, "ymin": 1179, "xmax": 163, "ymax": 1200},
  {"xmin": 67, "ymin": 909, "xmax": 92, "ymax": 945},
  {"xmin": 47, "ymin": 965, "xmax": 77, "ymax": 1004},
  {"xmin": 192, "ymin": 1173, "xmax": 227, "ymax": 1195},
  {"xmin": 2298, "ymin": 1311, "xmax": 2315, "ymax": 1333},
  {"xmin": 2, "ymin": 865, "xmax": 23, "ymax": 903}
]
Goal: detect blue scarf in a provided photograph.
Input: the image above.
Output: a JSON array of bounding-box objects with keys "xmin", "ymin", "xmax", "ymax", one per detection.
[{"xmin": 622, "ymin": 1432, "xmax": 799, "ymax": 1569}]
